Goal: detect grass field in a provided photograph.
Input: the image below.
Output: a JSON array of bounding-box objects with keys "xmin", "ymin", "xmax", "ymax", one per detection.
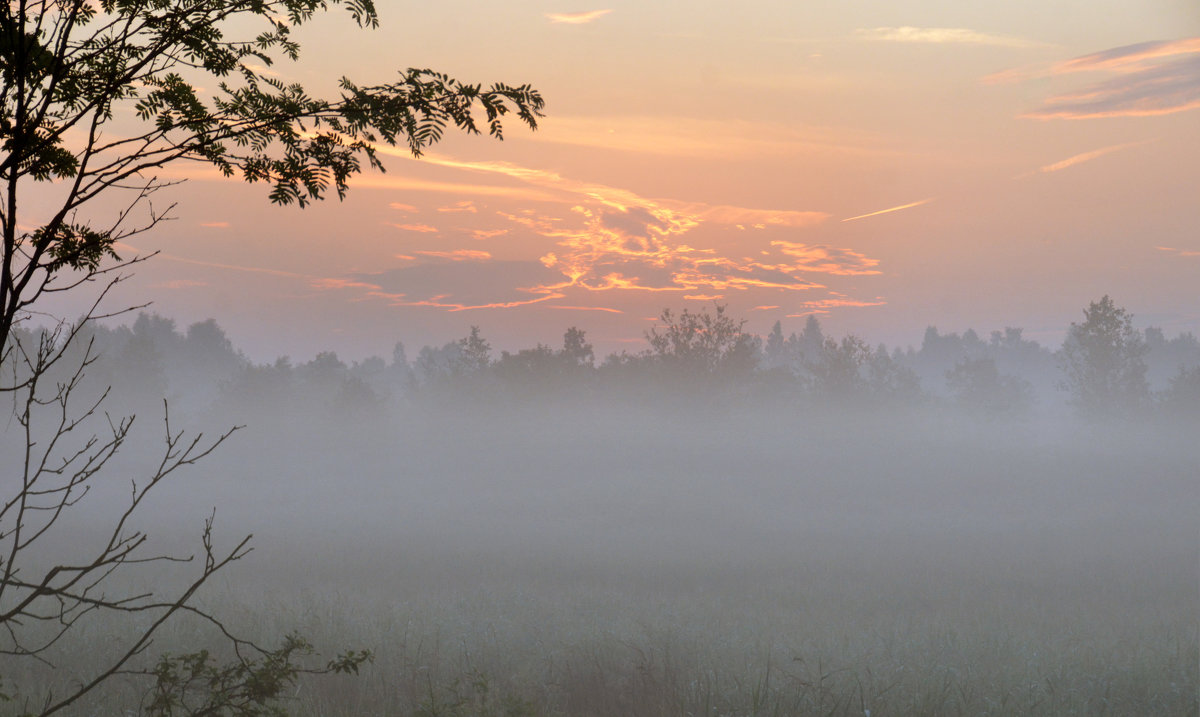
[{"xmin": 6, "ymin": 406, "xmax": 1198, "ymax": 715}]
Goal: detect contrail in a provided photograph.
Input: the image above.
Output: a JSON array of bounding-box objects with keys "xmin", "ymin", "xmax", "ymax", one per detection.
[{"xmin": 841, "ymin": 198, "xmax": 933, "ymax": 222}]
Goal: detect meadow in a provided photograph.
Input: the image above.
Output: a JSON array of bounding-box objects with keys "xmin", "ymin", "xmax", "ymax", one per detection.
[{"xmin": 6, "ymin": 405, "xmax": 1198, "ymax": 716}]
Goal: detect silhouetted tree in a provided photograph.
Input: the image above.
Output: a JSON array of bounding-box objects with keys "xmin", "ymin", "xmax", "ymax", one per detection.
[
  {"xmin": 561, "ymin": 326, "xmax": 595, "ymax": 368},
  {"xmin": 645, "ymin": 304, "xmax": 759, "ymax": 383},
  {"xmin": 0, "ymin": 0, "xmax": 539, "ymax": 705},
  {"xmin": 1060, "ymin": 296, "xmax": 1149, "ymax": 416}
]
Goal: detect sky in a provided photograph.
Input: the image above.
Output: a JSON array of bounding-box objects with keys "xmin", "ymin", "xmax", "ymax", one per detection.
[{"xmin": 85, "ymin": 0, "xmax": 1200, "ymax": 361}]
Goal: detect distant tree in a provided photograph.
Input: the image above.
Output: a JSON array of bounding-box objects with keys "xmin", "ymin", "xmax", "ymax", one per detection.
[
  {"xmin": 645, "ymin": 304, "xmax": 759, "ymax": 381},
  {"xmin": 218, "ymin": 356, "xmax": 296, "ymax": 417},
  {"xmin": 946, "ymin": 356, "xmax": 1033, "ymax": 417},
  {"xmin": 494, "ymin": 343, "xmax": 558, "ymax": 391},
  {"xmin": 1159, "ymin": 365, "xmax": 1200, "ymax": 418},
  {"xmin": 806, "ymin": 335, "xmax": 871, "ymax": 399},
  {"xmin": 764, "ymin": 320, "xmax": 787, "ymax": 369},
  {"xmin": 561, "ymin": 326, "xmax": 595, "ymax": 368},
  {"xmin": 492, "ymin": 327, "xmax": 597, "ymax": 396},
  {"xmin": 459, "ymin": 326, "xmax": 493, "ymax": 374},
  {"xmin": 806, "ymin": 335, "xmax": 920, "ymax": 406},
  {"xmin": 390, "ymin": 341, "xmax": 416, "ymax": 395},
  {"xmin": 415, "ymin": 326, "xmax": 493, "ymax": 392},
  {"xmin": 1144, "ymin": 327, "xmax": 1200, "ymax": 390},
  {"xmin": 795, "ymin": 314, "xmax": 825, "ymax": 365},
  {"xmin": 866, "ymin": 343, "xmax": 923, "ymax": 405},
  {"xmin": 1059, "ymin": 296, "xmax": 1149, "ymax": 416}
]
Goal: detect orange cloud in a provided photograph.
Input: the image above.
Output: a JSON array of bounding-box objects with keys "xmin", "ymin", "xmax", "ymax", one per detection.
[
  {"xmin": 785, "ymin": 297, "xmax": 887, "ymax": 316},
  {"xmin": 415, "ymin": 250, "xmax": 493, "ymax": 261},
  {"xmin": 389, "ymin": 202, "xmax": 419, "ymax": 212},
  {"xmin": 391, "ymin": 223, "xmax": 439, "ymax": 233},
  {"xmin": 546, "ymin": 9, "xmax": 612, "ymax": 24},
  {"xmin": 770, "ymin": 242, "xmax": 882, "ymax": 275},
  {"xmin": 198, "ymin": 221, "xmax": 230, "ymax": 228},
  {"xmin": 358, "ymin": 147, "xmax": 881, "ymax": 315},
  {"xmin": 841, "ymin": 198, "xmax": 933, "ymax": 222}
]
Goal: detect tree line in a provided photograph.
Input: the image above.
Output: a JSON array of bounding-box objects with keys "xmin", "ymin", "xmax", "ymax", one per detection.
[{"xmin": 17, "ymin": 296, "xmax": 1198, "ymax": 421}]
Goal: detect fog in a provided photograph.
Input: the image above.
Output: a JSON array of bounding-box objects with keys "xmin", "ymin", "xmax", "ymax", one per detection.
[{"xmin": 3, "ymin": 309, "xmax": 1197, "ymax": 715}]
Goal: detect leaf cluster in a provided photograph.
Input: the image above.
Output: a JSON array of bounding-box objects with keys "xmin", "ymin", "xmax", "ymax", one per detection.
[
  {"xmin": 0, "ymin": 0, "xmax": 542, "ymax": 351},
  {"xmin": 142, "ymin": 634, "xmax": 373, "ymax": 716}
]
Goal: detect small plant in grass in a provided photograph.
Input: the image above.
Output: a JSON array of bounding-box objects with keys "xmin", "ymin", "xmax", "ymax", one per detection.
[
  {"xmin": 415, "ymin": 670, "xmax": 538, "ymax": 717},
  {"xmin": 141, "ymin": 634, "xmax": 372, "ymax": 716}
]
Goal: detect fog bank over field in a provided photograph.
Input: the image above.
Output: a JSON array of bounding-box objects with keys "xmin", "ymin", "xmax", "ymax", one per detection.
[{"xmin": 4, "ymin": 301, "xmax": 1198, "ymax": 715}]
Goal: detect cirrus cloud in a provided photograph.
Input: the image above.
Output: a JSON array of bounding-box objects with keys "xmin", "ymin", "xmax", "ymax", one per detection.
[
  {"xmin": 856, "ymin": 26, "xmax": 1042, "ymax": 48},
  {"xmin": 988, "ymin": 37, "xmax": 1200, "ymax": 120}
]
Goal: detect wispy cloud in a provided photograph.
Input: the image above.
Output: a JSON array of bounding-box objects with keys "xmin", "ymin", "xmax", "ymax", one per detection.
[
  {"xmin": 153, "ymin": 254, "xmax": 311, "ymax": 280},
  {"xmin": 198, "ymin": 221, "xmax": 230, "ymax": 228},
  {"xmin": 312, "ymin": 277, "xmax": 384, "ymax": 291},
  {"xmin": 415, "ymin": 249, "xmax": 493, "ymax": 262},
  {"xmin": 770, "ymin": 241, "xmax": 882, "ymax": 275},
  {"xmin": 389, "ymin": 202, "xmax": 419, "ymax": 212},
  {"xmin": 1051, "ymin": 37, "xmax": 1200, "ymax": 75},
  {"xmin": 347, "ymin": 260, "xmax": 566, "ymax": 312},
  {"xmin": 856, "ymin": 26, "xmax": 1041, "ymax": 48},
  {"xmin": 694, "ymin": 205, "xmax": 829, "ymax": 228},
  {"xmin": 1024, "ymin": 56, "xmax": 1200, "ymax": 119},
  {"xmin": 546, "ymin": 9, "xmax": 612, "ymax": 24},
  {"xmin": 1157, "ymin": 245, "xmax": 1200, "ymax": 257},
  {"xmin": 988, "ymin": 37, "xmax": 1200, "ymax": 120},
  {"xmin": 1020, "ymin": 140, "xmax": 1151, "ymax": 176},
  {"xmin": 785, "ymin": 295, "xmax": 887, "ymax": 317},
  {"xmin": 356, "ymin": 146, "xmax": 883, "ymax": 315},
  {"xmin": 350, "ymin": 174, "xmax": 564, "ymax": 203},
  {"xmin": 471, "ymin": 228, "xmax": 509, "ymax": 240},
  {"xmin": 391, "ymin": 223, "xmax": 439, "ymax": 233},
  {"xmin": 438, "ymin": 200, "xmax": 477, "ymax": 213},
  {"xmin": 841, "ymin": 198, "xmax": 933, "ymax": 223},
  {"xmin": 548, "ymin": 305, "xmax": 624, "ymax": 313},
  {"xmin": 525, "ymin": 115, "xmax": 903, "ymax": 159}
]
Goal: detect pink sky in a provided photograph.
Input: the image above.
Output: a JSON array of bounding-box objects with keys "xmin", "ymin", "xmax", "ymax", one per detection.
[{"xmin": 81, "ymin": 1, "xmax": 1199, "ymax": 360}]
